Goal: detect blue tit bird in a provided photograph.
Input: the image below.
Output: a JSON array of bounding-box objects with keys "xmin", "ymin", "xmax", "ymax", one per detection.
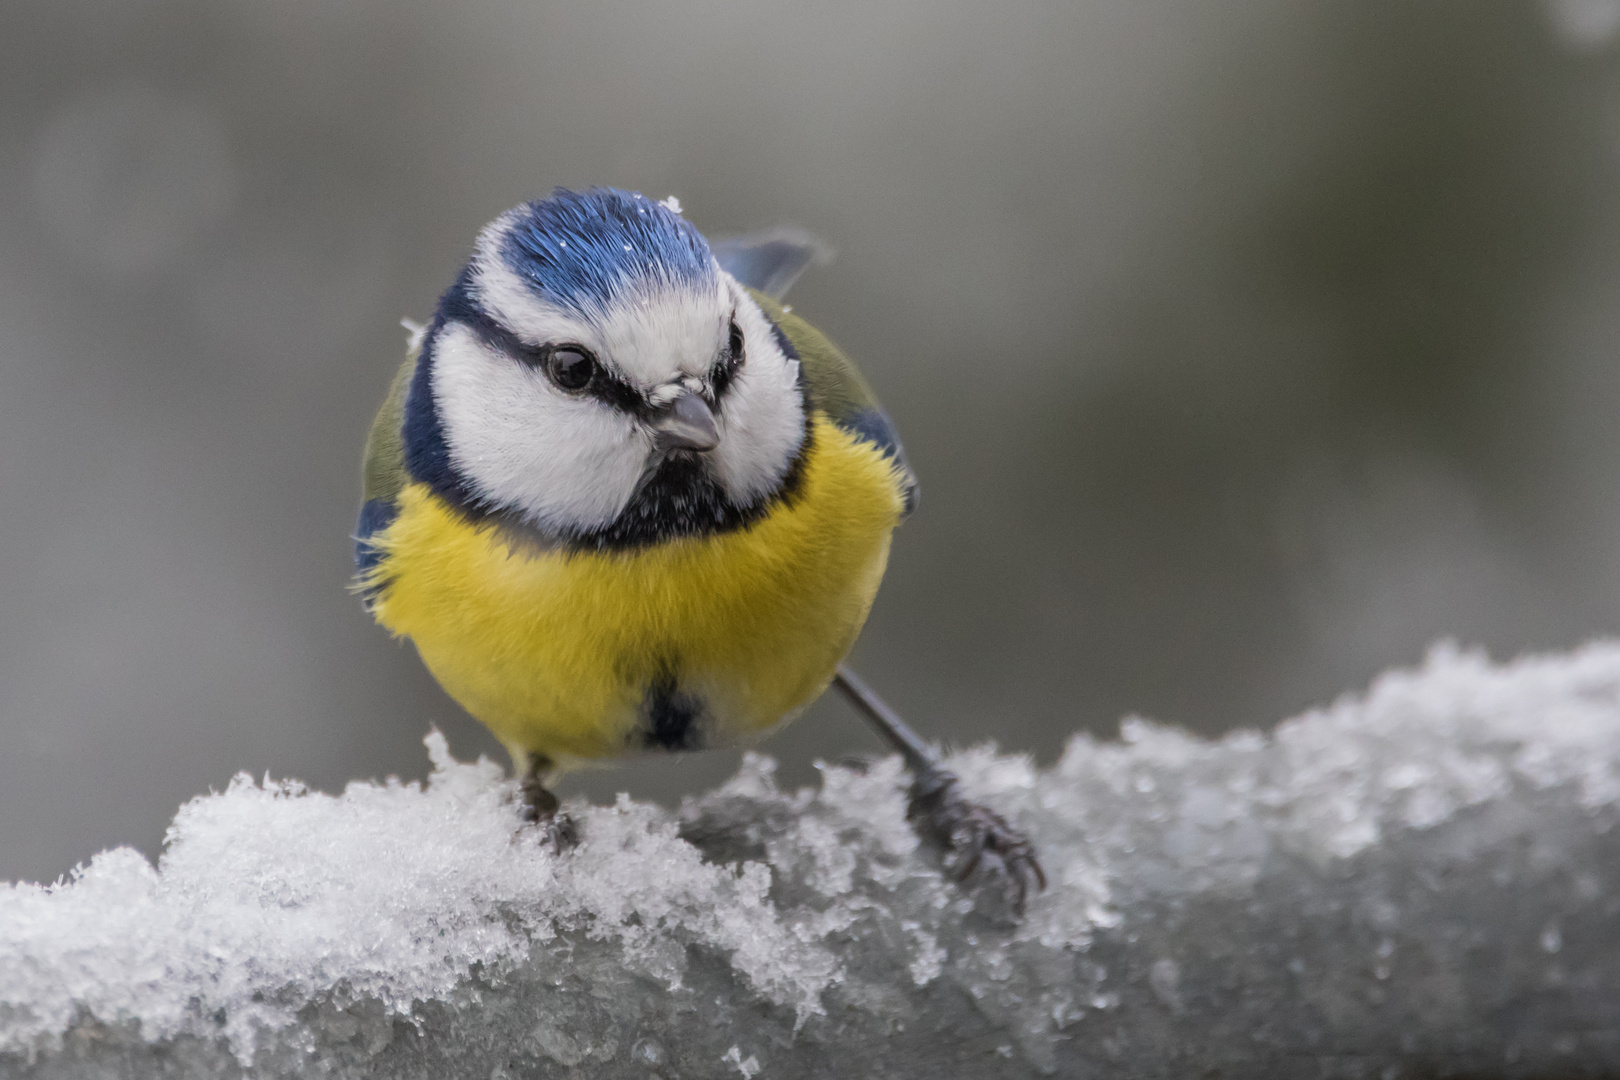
[{"xmin": 355, "ymin": 188, "xmax": 1042, "ymax": 910}]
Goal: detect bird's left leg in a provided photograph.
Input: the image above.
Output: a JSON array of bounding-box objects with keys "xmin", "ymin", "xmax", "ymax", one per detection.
[
  {"xmin": 517, "ymin": 751, "xmax": 579, "ymax": 851},
  {"xmin": 831, "ymin": 664, "xmax": 1046, "ymax": 916}
]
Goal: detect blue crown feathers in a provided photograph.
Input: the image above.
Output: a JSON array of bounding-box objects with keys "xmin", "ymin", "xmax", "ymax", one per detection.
[{"xmin": 498, "ymin": 188, "xmax": 718, "ymax": 316}]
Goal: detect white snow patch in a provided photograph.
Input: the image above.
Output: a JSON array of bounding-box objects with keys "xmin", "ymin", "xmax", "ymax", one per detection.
[{"xmin": 7, "ymin": 642, "xmax": 1620, "ymax": 1076}]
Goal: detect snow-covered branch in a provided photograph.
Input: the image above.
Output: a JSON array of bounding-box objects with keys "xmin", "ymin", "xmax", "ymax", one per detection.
[{"xmin": 6, "ymin": 643, "xmax": 1620, "ymax": 1078}]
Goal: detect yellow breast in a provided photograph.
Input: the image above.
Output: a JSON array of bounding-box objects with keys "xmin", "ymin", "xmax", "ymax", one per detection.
[{"xmin": 365, "ymin": 415, "xmax": 907, "ymax": 765}]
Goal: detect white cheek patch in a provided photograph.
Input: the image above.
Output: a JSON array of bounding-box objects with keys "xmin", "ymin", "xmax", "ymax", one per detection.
[
  {"xmin": 430, "ymin": 322, "xmax": 651, "ymax": 534},
  {"xmin": 708, "ymin": 285, "xmax": 808, "ymax": 505}
]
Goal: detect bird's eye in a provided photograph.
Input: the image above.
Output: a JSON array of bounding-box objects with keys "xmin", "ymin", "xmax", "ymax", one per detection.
[
  {"xmin": 711, "ymin": 320, "xmax": 745, "ymax": 399},
  {"xmin": 544, "ymin": 345, "xmax": 597, "ymax": 392}
]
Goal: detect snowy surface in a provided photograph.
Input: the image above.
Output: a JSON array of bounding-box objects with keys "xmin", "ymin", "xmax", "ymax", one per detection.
[{"xmin": 6, "ymin": 643, "xmax": 1620, "ymax": 1078}]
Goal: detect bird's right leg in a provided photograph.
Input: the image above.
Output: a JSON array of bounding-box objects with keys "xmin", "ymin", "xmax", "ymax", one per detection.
[
  {"xmin": 832, "ymin": 665, "xmax": 1045, "ymax": 917},
  {"xmin": 517, "ymin": 751, "xmax": 579, "ymax": 851}
]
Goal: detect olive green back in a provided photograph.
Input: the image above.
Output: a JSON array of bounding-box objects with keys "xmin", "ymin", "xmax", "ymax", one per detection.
[
  {"xmin": 361, "ymin": 347, "xmax": 415, "ymax": 508},
  {"xmin": 750, "ymin": 290, "xmax": 917, "ymax": 511}
]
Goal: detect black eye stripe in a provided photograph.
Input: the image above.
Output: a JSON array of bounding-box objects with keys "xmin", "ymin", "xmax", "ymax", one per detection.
[
  {"xmin": 506, "ymin": 340, "xmax": 601, "ymax": 395},
  {"xmin": 456, "ymin": 308, "xmax": 752, "ymax": 418},
  {"xmin": 590, "ymin": 369, "xmax": 648, "ymax": 415},
  {"xmin": 546, "ymin": 350, "xmax": 645, "ymax": 413},
  {"xmin": 452, "ymin": 308, "xmax": 650, "ymax": 412},
  {"xmin": 712, "ymin": 318, "xmax": 745, "ymax": 400}
]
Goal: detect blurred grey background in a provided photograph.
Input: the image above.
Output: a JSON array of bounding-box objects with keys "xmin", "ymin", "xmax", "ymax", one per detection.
[{"xmin": 5, "ymin": 0, "xmax": 1620, "ymax": 883}]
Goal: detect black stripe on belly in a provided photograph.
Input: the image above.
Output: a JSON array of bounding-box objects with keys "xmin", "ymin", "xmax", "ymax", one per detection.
[{"xmin": 642, "ymin": 672, "xmax": 704, "ymax": 752}]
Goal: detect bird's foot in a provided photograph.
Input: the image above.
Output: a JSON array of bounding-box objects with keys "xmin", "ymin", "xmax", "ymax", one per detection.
[
  {"xmin": 908, "ymin": 765, "xmax": 1045, "ymax": 918},
  {"xmin": 519, "ymin": 775, "xmax": 579, "ymax": 852}
]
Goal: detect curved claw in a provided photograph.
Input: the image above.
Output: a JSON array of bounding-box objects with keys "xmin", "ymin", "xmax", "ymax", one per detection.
[
  {"xmin": 519, "ymin": 774, "xmax": 580, "ymax": 853},
  {"xmin": 907, "ymin": 766, "xmax": 1046, "ymax": 918},
  {"xmin": 539, "ymin": 812, "xmax": 580, "ymax": 852}
]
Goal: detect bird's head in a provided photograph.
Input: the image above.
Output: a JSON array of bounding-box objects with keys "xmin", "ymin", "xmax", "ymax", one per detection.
[{"xmin": 404, "ymin": 188, "xmax": 808, "ymax": 548}]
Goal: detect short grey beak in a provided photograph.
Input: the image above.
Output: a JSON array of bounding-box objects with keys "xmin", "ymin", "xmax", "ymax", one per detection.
[{"xmin": 651, "ymin": 392, "xmax": 720, "ymax": 452}]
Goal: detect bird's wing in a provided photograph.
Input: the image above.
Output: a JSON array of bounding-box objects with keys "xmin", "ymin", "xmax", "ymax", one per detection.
[
  {"xmin": 712, "ymin": 227, "xmax": 832, "ymax": 300},
  {"xmin": 749, "ymin": 290, "xmax": 919, "ymax": 517},
  {"xmin": 355, "ymin": 346, "xmax": 418, "ymax": 579}
]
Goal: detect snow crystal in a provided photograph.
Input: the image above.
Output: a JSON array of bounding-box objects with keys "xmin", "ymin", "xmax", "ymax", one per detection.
[{"xmin": 6, "ymin": 642, "xmax": 1620, "ymax": 1077}]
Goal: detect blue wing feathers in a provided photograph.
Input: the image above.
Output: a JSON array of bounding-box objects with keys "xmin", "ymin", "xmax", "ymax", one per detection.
[
  {"xmin": 712, "ymin": 228, "xmax": 830, "ymax": 299},
  {"xmin": 843, "ymin": 407, "xmax": 919, "ymax": 515},
  {"xmin": 354, "ymin": 498, "xmax": 399, "ymax": 574}
]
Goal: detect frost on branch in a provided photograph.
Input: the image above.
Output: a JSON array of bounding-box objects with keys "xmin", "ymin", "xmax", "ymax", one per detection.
[{"xmin": 6, "ymin": 644, "xmax": 1620, "ymax": 1078}]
